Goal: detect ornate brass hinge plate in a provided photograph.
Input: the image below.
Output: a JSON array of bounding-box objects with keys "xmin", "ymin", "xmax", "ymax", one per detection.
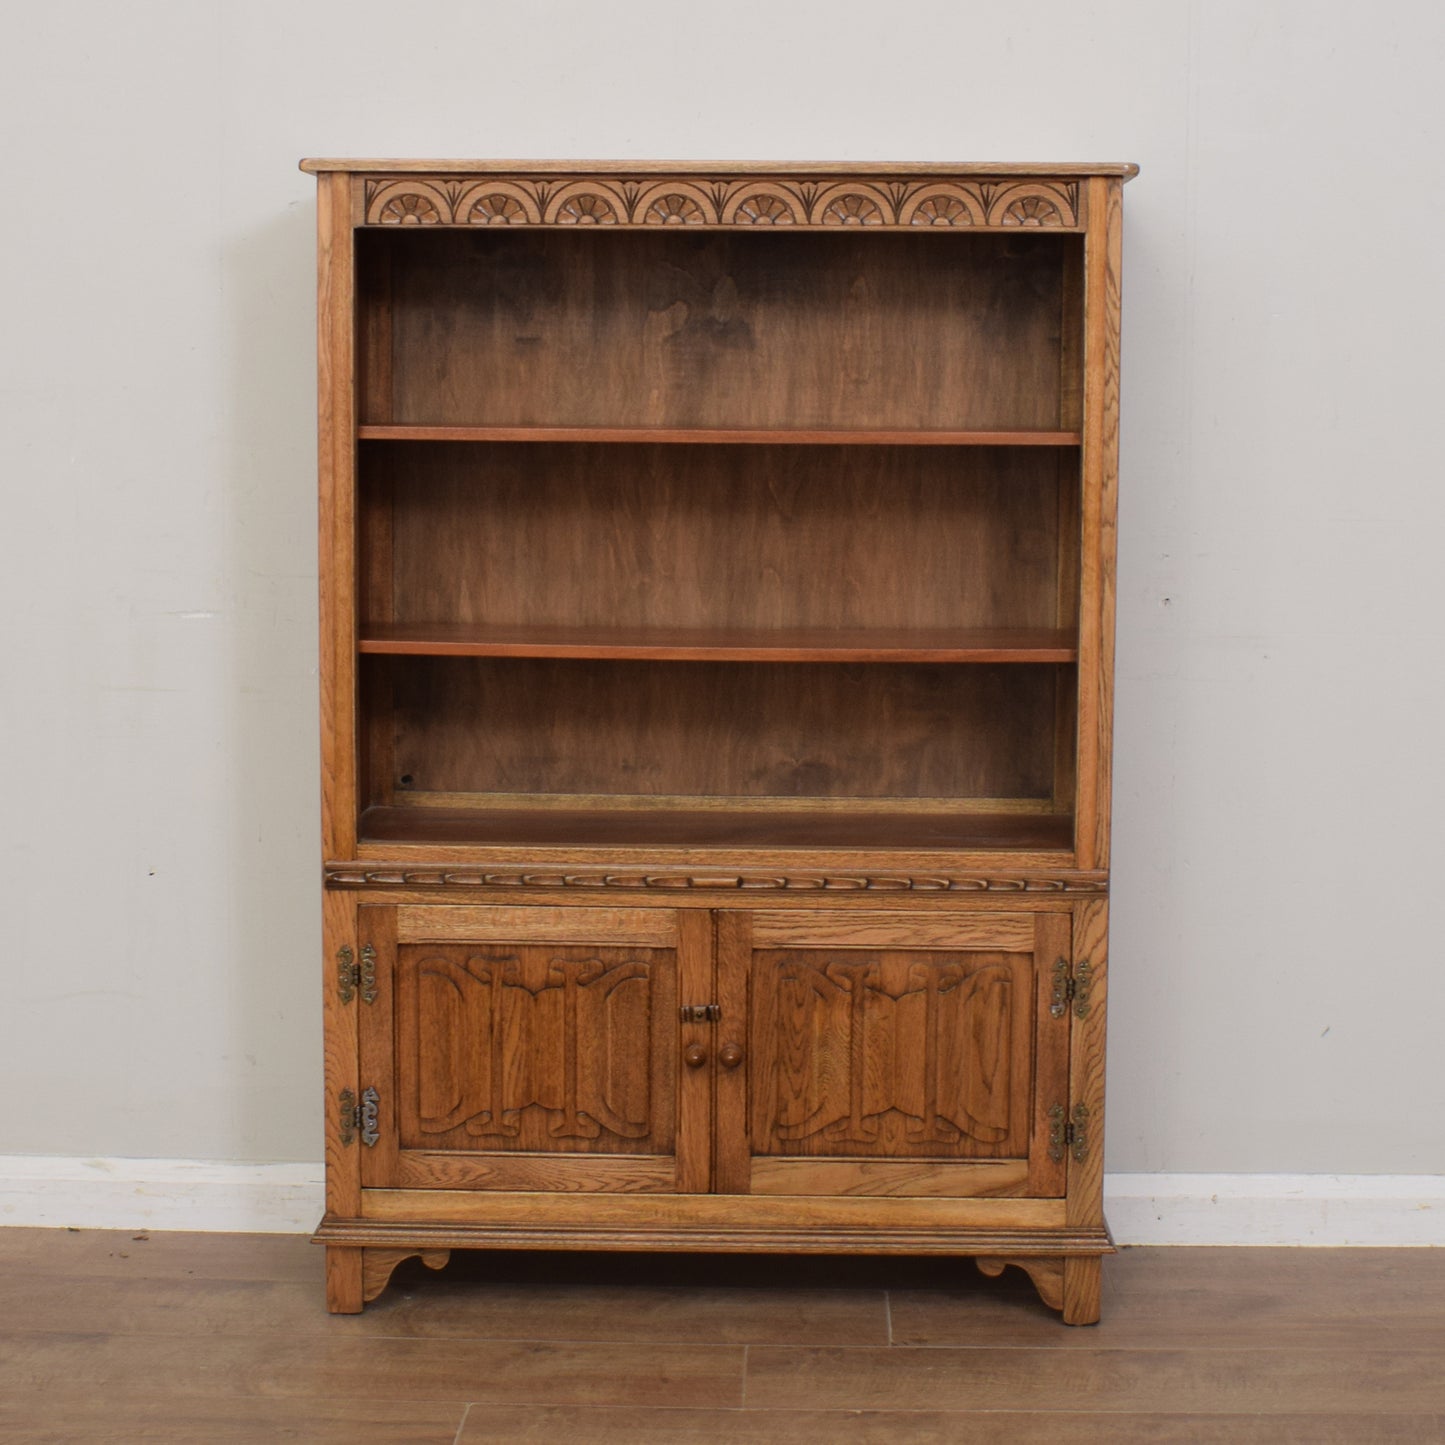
[
  {"xmin": 339, "ymin": 1085, "xmax": 380, "ymax": 1148},
  {"xmin": 1049, "ymin": 957, "xmax": 1092, "ymax": 1020},
  {"xmin": 1047, "ymin": 1102, "xmax": 1090, "ymax": 1164},
  {"xmin": 337, "ymin": 944, "xmax": 378, "ymax": 1006}
]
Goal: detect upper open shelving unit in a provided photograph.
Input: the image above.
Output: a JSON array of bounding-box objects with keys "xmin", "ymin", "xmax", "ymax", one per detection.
[{"xmin": 309, "ymin": 160, "xmax": 1132, "ymax": 861}]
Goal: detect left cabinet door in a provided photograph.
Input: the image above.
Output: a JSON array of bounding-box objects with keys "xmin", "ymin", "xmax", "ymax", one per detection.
[{"xmin": 356, "ymin": 904, "xmax": 711, "ymax": 1194}]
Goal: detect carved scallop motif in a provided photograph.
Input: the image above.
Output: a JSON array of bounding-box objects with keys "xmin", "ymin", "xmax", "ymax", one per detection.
[
  {"xmin": 376, "ymin": 191, "xmax": 446, "ymax": 225},
  {"xmin": 1003, "ymin": 195, "xmax": 1062, "ymax": 227},
  {"xmin": 644, "ymin": 191, "xmax": 708, "ymax": 224},
  {"xmin": 898, "ymin": 184, "xmax": 987, "ymax": 227},
  {"xmin": 822, "ymin": 193, "xmax": 885, "ymax": 226},
  {"xmin": 811, "ymin": 182, "xmax": 893, "ymax": 227},
  {"xmin": 913, "ymin": 195, "xmax": 971, "ymax": 226},
  {"xmin": 987, "ymin": 183, "xmax": 1076, "ymax": 229},
  {"xmin": 723, "ymin": 184, "xmax": 805, "ymax": 226},
  {"xmin": 457, "ymin": 181, "xmax": 542, "ymax": 226},
  {"xmin": 545, "ymin": 183, "xmax": 624, "ymax": 225}
]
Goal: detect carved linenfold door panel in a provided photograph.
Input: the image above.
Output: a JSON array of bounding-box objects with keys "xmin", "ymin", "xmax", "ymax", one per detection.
[
  {"xmin": 715, "ymin": 910, "xmax": 1071, "ymax": 1198},
  {"xmin": 359, "ymin": 905, "xmax": 711, "ymax": 1193}
]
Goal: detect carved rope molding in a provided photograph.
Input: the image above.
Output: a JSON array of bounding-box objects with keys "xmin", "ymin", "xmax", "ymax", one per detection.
[
  {"xmin": 325, "ymin": 866, "xmax": 1108, "ymax": 894},
  {"xmin": 360, "ymin": 176, "xmax": 1082, "ymax": 230}
]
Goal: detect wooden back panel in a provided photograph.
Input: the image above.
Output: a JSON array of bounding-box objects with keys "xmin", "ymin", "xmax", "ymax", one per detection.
[
  {"xmin": 371, "ymin": 656, "xmax": 1062, "ymax": 804},
  {"xmin": 364, "ymin": 442, "xmax": 1075, "ymax": 634},
  {"xmin": 362, "ymin": 230, "xmax": 1075, "ymax": 430}
]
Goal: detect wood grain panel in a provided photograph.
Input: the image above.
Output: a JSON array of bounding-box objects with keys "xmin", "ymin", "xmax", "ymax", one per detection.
[
  {"xmin": 1027, "ymin": 911, "xmax": 1072, "ymax": 1197},
  {"xmin": 456, "ymin": 1408, "xmax": 1445, "ymax": 1445},
  {"xmin": 1074, "ymin": 176, "xmax": 1122, "ymax": 869},
  {"xmin": 744, "ymin": 1345, "xmax": 1445, "ymax": 1414},
  {"xmin": 748, "ymin": 947, "xmax": 1034, "ymax": 1162},
  {"xmin": 0, "ymin": 1332, "xmax": 743, "ymax": 1410},
  {"xmin": 1067, "ymin": 898, "xmax": 1108, "ymax": 1228},
  {"xmin": 392, "ymin": 942, "xmax": 676, "ymax": 1157},
  {"xmin": 360, "ymin": 423, "xmax": 1081, "ymax": 444},
  {"xmin": 358, "ymin": 805, "xmax": 1074, "ymax": 853},
  {"xmin": 304, "ymin": 159, "xmax": 1140, "ymax": 175},
  {"xmin": 321, "ymin": 889, "xmax": 360, "ymax": 1220},
  {"xmin": 366, "ymin": 230, "xmax": 1071, "ymax": 430},
  {"xmin": 355, "ymin": 1189, "xmax": 1069, "ymax": 1230},
  {"xmin": 358, "ymin": 906, "xmax": 400, "ymax": 1189},
  {"xmin": 713, "ymin": 912, "xmax": 752, "ymax": 1195},
  {"xmin": 748, "ymin": 911, "xmax": 1034, "ymax": 950},
  {"xmin": 317, "ymin": 170, "xmax": 358, "ymax": 861},
  {"xmin": 365, "ymin": 442, "xmax": 1066, "ymax": 634},
  {"xmin": 749, "ymin": 1159, "xmax": 1029, "ymax": 1198},
  {"xmin": 0, "ymin": 1399, "xmax": 468, "ymax": 1444},
  {"xmin": 674, "ymin": 909, "xmax": 715, "ymax": 1193},
  {"xmin": 395, "ymin": 905, "xmax": 676, "ymax": 945},
  {"xmin": 358, "ymin": 622, "xmax": 1078, "ymax": 664},
  {"xmin": 375, "ymin": 657, "xmax": 1061, "ymax": 804},
  {"xmin": 391, "ymin": 1154, "xmax": 677, "ymax": 1192}
]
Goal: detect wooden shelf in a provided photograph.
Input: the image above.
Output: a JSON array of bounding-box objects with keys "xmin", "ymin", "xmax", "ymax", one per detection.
[
  {"xmin": 358, "ymin": 424, "xmax": 1082, "ymax": 447},
  {"xmin": 358, "ymin": 623, "xmax": 1078, "ymax": 664},
  {"xmin": 359, "ymin": 804, "xmax": 1074, "ymax": 853}
]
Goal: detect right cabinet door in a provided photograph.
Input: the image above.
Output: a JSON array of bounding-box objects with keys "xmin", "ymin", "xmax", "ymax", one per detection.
[{"xmin": 715, "ymin": 909, "xmax": 1071, "ymax": 1199}]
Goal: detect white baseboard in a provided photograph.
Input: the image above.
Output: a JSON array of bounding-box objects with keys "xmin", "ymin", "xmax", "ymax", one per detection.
[
  {"xmin": 1, "ymin": 1158, "xmax": 1441, "ymax": 1243},
  {"xmin": 0, "ymin": 1157, "xmax": 324, "ymax": 1234},
  {"xmin": 1105, "ymin": 1172, "xmax": 1445, "ymax": 1246}
]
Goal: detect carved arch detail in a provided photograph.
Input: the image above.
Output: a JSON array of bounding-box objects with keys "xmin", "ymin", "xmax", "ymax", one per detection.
[
  {"xmin": 811, "ymin": 182, "xmax": 893, "ymax": 227},
  {"xmin": 367, "ymin": 180, "xmax": 449, "ymax": 226},
  {"xmin": 455, "ymin": 180, "xmax": 543, "ymax": 226},
  {"xmin": 988, "ymin": 182, "xmax": 1076, "ymax": 228},
  {"xmin": 633, "ymin": 181, "xmax": 719, "ymax": 226},
  {"xmin": 721, "ymin": 182, "xmax": 808, "ymax": 226},
  {"xmin": 543, "ymin": 180, "xmax": 628, "ymax": 225},
  {"xmin": 898, "ymin": 183, "xmax": 987, "ymax": 228},
  {"xmin": 359, "ymin": 175, "xmax": 1082, "ymax": 229}
]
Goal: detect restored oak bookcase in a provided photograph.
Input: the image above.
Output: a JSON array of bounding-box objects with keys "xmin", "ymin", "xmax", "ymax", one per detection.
[{"xmin": 301, "ymin": 159, "xmax": 1134, "ymax": 1322}]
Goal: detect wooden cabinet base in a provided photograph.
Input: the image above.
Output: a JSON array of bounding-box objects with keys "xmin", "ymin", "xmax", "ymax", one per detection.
[
  {"xmin": 324, "ymin": 1245, "xmax": 453, "ymax": 1312},
  {"xmin": 316, "ymin": 1217, "xmax": 1112, "ymax": 1317},
  {"xmin": 977, "ymin": 1254, "xmax": 1102, "ymax": 1325}
]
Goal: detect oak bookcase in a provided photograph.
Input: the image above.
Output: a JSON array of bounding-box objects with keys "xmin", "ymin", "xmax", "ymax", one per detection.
[{"xmin": 301, "ymin": 159, "xmax": 1135, "ymax": 1322}]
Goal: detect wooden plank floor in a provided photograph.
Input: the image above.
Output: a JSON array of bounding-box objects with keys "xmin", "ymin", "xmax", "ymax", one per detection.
[{"xmin": 1, "ymin": 1231, "xmax": 1443, "ymax": 1442}]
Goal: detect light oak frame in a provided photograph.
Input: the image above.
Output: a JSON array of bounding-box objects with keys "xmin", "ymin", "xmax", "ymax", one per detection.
[{"xmin": 304, "ymin": 159, "xmax": 1133, "ymax": 1323}]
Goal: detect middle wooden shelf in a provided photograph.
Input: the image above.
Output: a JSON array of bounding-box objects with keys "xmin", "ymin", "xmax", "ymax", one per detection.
[{"xmin": 356, "ymin": 622, "xmax": 1079, "ymax": 663}]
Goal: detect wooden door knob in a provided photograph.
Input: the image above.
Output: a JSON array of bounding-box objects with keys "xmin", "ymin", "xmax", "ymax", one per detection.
[
  {"xmin": 718, "ymin": 1042, "xmax": 744, "ymax": 1070},
  {"xmin": 683, "ymin": 1043, "xmax": 708, "ymax": 1068}
]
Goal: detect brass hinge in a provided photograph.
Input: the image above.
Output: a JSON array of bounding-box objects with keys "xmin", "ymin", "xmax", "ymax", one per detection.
[
  {"xmin": 1048, "ymin": 1102, "xmax": 1090, "ymax": 1163},
  {"xmin": 1049, "ymin": 957, "xmax": 1092, "ymax": 1020},
  {"xmin": 339, "ymin": 1085, "xmax": 380, "ymax": 1148},
  {"xmin": 679, "ymin": 1004, "xmax": 721, "ymax": 1023},
  {"xmin": 337, "ymin": 944, "xmax": 377, "ymax": 1006}
]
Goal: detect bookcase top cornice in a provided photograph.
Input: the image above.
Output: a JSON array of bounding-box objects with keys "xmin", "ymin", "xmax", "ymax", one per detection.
[
  {"xmin": 300, "ymin": 159, "xmax": 1138, "ymax": 177},
  {"xmin": 304, "ymin": 161, "xmax": 1135, "ymax": 230}
]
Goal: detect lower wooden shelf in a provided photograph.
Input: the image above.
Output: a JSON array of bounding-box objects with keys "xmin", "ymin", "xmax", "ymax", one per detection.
[{"xmin": 357, "ymin": 804, "xmax": 1075, "ymax": 853}]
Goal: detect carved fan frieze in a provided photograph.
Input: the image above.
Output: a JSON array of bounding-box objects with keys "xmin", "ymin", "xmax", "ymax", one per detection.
[{"xmin": 358, "ymin": 175, "xmax": 1081, "ymax": 229}]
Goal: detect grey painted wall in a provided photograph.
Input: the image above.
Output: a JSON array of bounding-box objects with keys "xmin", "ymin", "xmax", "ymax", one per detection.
[{"xmin": 2, "ymin": 0, "xmax": 1441, "ymax": 1171}]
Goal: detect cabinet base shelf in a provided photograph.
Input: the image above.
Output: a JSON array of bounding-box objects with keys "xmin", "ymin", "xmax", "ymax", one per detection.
[
  {"xmin": 315, "ymin": 1220, "xmax": 1112, "ymax": 1321},
  {"xmin": 314, "ymin": 1215, "xmax": 1112, "ymax": 1257},
  {"xmin": 358, "ymin": 804, "xmax": 1075, "ymax": 853}
]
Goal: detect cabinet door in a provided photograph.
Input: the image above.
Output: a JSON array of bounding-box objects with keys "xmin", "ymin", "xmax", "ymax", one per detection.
[
  {"xmin": 715, "ymin": 910, "xmax": 1070, "ymax": 1198},
  {"xmin": 359, "ymin": 905, "xmax": 710, "ymax": 1193}
]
